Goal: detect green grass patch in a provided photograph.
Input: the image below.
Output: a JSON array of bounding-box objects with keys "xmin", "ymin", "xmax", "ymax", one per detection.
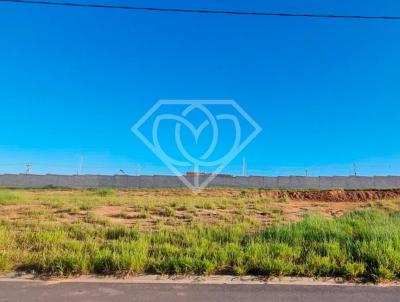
[
  {"xmin": 0, "ymin": 190, "xmax": 22, "ymax": 205},
  {"xmin": 95, "ymin": 188, "xmax": 115, "ymax": 197},
  {"xmin": 0, "ymin": 208, "xmax": 399, "ymax": 281}
]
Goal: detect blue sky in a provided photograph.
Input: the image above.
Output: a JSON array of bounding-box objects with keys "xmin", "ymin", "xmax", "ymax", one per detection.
[{"xmin": 1, "ymin": 0, "xmax": 400, "ymax": 176}]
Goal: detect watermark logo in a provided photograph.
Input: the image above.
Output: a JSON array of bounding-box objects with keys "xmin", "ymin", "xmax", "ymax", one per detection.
[{"xmin": 132, "ymin": 100, "xmax": 261, "ymax": 190}]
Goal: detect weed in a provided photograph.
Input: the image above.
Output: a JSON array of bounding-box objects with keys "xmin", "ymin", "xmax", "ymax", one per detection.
[{"xmin": 95, "ymin": 188, "xmax": 115, "ymax": 197}]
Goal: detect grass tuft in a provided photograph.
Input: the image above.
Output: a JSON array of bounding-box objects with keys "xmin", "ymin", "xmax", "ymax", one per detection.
[{"xmin": 95, "ymin": 188, "xmax": 115, "ymax": 197}]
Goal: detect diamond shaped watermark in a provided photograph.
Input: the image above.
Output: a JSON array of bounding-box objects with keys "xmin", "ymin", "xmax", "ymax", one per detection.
[{"xmin": 132, "ymin": 100, "xmax": 262, "ymax": 190}]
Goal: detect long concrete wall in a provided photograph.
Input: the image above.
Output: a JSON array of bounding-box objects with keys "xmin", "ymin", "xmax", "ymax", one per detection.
[{"xmin": 1, "ymin": 174, "xmax": 400, "ymax": 189}]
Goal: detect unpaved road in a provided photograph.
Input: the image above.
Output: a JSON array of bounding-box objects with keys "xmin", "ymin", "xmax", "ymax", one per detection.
[{"xmin": 0, "ymin": 281, "xmax": 400, "ymax": 302}]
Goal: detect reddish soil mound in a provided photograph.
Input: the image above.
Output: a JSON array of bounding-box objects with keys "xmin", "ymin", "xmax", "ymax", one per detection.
[{"xmin": 260, "ymin": 190, "xmax": 400, "ymax": 202}]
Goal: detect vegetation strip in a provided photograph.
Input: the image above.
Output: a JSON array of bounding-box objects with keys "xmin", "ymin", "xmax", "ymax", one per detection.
[{"xmin": 0, "ymin": 188, "xmax": 400, "ymax": 282}]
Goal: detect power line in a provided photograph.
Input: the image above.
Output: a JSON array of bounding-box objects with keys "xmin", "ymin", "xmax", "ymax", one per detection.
[
  {"xmin": 25, "ymin": 163, "xmax": 32, "ymax": 175},
  {"xmin": 1, "ymin": 0, "xmax": 400, "ymax": 20}
]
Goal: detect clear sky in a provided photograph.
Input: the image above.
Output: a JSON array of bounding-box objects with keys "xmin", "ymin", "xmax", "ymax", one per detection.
[{"xmin": 1, "ymin": 0, "xmax": 400, "ymax": 176}]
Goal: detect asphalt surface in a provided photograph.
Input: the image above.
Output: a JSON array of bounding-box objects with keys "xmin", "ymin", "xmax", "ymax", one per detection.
[{"xmin": 0, "ymin": 281, "xmax": 400, "ymax": 302}]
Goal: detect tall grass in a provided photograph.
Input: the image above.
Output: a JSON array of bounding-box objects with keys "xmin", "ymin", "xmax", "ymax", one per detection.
[{"xmin": 0, "ymin": 209, "xmax": 400, "ymax": 281}]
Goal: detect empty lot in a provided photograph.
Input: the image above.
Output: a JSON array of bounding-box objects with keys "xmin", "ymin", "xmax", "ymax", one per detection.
[{"xmin": 1, "ymin": 188, "xmax": 400, "ymax": 281}]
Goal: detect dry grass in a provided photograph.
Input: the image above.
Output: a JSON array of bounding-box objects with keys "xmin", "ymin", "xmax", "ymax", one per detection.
[{"xmin": 1, "ymin": 188, "xmax": 396, "ymax": 231}]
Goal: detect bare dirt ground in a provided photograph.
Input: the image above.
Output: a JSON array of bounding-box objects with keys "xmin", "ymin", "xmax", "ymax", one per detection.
[
  {"xmin": 2, "ymin": 188, "xmax": 399, "ymax": 230},
  {"xmin": 92, "ymin": 190, "xmax": 400, "ymax": 227}
]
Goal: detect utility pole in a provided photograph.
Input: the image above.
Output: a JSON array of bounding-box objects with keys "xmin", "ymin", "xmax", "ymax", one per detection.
[
  {"xmin": 242, "ymin": 157, "xmax": 247, "ymax": 177},
  {"xmin": 353, "ymin": 163, "xmax": 357, "ymax": 176},
  {"xmin": 25, "ymin": 163, "xmax": 32, "ymax": 175}
]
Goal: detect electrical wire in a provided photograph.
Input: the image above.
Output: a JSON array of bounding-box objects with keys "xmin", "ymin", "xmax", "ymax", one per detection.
[{"xmin": 1, "ymin": 0, "xmax": 400, "ymax": 20}]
